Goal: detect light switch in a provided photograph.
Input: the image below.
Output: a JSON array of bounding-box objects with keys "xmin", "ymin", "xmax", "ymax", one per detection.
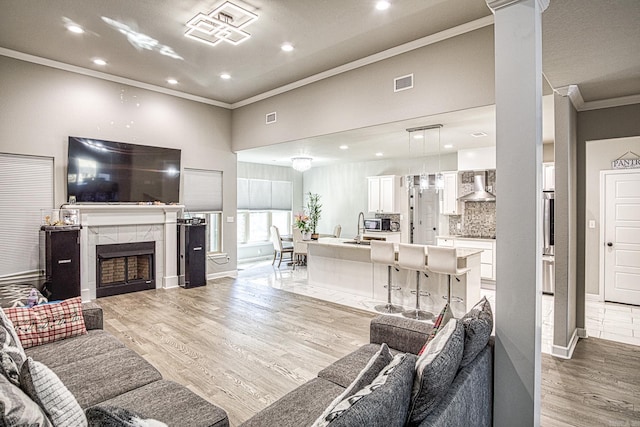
[
  {"xmin": 588, "ymin": 220, "xmax": 596, "ymax": 229},
  {"xmin": 227, "ymin": 216, "xmax": 234, "ymax": 223}
]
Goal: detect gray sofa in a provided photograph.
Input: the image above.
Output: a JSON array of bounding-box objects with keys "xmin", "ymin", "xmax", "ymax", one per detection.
[
  {"xmin": 241, "ymin": 314, "xmax": 494, "ymax": 427},
  {"xmin": 23, "ymin": 302, "xmax": 229, "ymax": 427}
]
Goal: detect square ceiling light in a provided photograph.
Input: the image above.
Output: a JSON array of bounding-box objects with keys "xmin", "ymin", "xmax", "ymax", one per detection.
[{"xmin": 185, "ymin": 1, "xmax": 258, "ymax": 47}]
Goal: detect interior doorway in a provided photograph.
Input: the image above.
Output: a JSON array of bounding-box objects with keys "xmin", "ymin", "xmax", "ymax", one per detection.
[{"xmin": 602, "ymin": 169, "xmax": 640, "ymax": 305}]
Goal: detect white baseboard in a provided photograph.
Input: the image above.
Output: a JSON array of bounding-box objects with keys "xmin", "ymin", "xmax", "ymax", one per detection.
[
  {"xmin": 577, "ymin": 328, "xmax": 588, "ymax": 339},
  {"xmin": 207, "ymin": 270, "xmax": 237, "ymax": 280},
  {"xmin": 551, "ymin": 329, "xmax": 579, "ymax": 359},
  {"xmin": 586, "ymin": 293, "xmax": 603, "ymax": 302}
]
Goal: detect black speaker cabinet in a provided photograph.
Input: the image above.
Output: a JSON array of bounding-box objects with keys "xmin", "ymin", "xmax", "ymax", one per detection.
[
  {"xmin": 40, "ymin": 226, "xmax": 81, "ymax": 300},
  {"xmin": 177, "ymin": 221, "xmax": 206, "ymax": 288}
]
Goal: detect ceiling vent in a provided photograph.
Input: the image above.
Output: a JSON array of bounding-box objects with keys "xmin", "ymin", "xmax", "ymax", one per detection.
[
  {"xmin": 394, "ymin": 74, "xmax": 413, "ymax": 92},
  {"xmin": 265, "ymin": 112, "xmax": 277, "ymax": 124}
]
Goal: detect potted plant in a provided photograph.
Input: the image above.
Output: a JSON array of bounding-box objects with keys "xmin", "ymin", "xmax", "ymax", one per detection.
[
  {"xmin": 306, "ymin": 192, "xmax": 322, "ymax": 239},
  {"xmin": 294, "ymin": 212, "xmax": 312, "ymax": 240}
]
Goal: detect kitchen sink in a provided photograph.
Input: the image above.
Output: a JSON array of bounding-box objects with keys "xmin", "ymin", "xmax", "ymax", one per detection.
[{"xmin": 343, "ymin": 240, "xmax": 371, "ymax": 245}]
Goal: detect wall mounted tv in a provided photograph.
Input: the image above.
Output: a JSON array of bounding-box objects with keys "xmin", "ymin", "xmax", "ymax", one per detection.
[{"xmin": 67, "ymin": 137, "xmax": 181, "ymax": 204}]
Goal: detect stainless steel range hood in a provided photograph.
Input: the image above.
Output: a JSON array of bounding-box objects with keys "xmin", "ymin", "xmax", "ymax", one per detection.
[{"xmin": 458, "ymin": 171, "xmax": 495, "ymax": 202}]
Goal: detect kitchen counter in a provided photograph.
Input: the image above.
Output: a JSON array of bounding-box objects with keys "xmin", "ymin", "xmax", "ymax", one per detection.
[
  {"xmin": 307, "ymin": 238, "xmax": 482, "ymax": 314},
  {"xmin": 436, "ymin": 236, "xmax": 496, "ymax": 281},
  {"xmin": 437, "ymin": 235, "xmax": 496, "ymax": 240}
]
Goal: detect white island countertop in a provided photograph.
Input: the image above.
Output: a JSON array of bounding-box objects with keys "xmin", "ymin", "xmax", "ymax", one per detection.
[{"xmin": 309, "ymin": 238, "xmax": 483, "ymax": 259}]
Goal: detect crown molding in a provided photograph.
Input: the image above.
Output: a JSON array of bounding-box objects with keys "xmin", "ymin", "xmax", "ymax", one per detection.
[
  {"xmin": 231, "ymin": 15, "xmax": 495, "ymax": 109},
  {"xmin": 486, "ymin": 0, "xmax": 549, "ymax": 13},
  {"xmin": 554, "ymin": 84, "xmax": 640, "ymax": 111},
  {"xmin": 0, "ymin": 47, "xmax": 232, "ymax": 109}
]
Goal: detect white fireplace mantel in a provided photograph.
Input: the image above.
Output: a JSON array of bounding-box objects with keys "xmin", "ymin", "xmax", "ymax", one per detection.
[{"xmin": 62, "ymin": 204, "xmax": 184, "ymax": 301}]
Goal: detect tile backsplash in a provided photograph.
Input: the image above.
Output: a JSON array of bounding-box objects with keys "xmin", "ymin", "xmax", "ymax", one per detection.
[{"xmin": 448, "ymin": 170, "xmax": 496, "ymax": 237}]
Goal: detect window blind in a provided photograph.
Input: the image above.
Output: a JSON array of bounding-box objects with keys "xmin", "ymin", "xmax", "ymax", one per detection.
[
  {"xmin": 249, "ymin": 179, "xmax": 271, "ymax": 210},
  {"xmin": 0, "ymin": 154, "xmax": 54, "ymax": 277},
  {"xmin": 183, "ymin": 168, "xmax": 223, "ymax": 212},
  {"xmin": 271, "ymin": 181, "xmax": 292, "ymax": 210},
  {"xmin": 237, "ymin": 178, "xmax": 250, "ymax": 210},
  {"xmin": 237, "ymin": 179, "xmax": 292, "ymax": 210}
]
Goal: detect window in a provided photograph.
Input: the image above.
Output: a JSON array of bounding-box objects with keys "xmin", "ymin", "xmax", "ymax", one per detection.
[
  {"xmin": 237, "ymin": 178, "xmax": 293, "ymax": 245},
  {"xmin": 183, "ymin": 168, "xmax": 223, "ymax": 253},
  {"xmin": 237, "ymin": 211, "xmax": 291, "ymax": 244}
]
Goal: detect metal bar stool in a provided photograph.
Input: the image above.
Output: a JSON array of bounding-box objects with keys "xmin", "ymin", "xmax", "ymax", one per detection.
[
  {"xmin": 397, "ymin": 243, "xmax": 434, "ymax": 321},
  {"xmin": 370, "ymin": 241, "xmax": 404, "ymax": 314},
  {"xmin": 426, "ymin": 245, "xmax": 470, "ymax": 306}
]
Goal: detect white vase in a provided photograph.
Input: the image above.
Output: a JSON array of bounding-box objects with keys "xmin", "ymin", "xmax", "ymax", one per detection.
[{"xmin": 302, "ymin": 231, "xmax": 312, "ymax": 241}]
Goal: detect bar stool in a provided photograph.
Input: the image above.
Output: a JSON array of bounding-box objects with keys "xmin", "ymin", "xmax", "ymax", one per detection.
[
  {"xmin": 426, "ymin": 246, "xmax": 470, "ymax": 306},
  {"xmin": 370, "ymin": 241, "xmax": 404, "ymax": 314},
  {"xmin": 397, "ymin": 243, "xmax": 434, "ymax": 321}
]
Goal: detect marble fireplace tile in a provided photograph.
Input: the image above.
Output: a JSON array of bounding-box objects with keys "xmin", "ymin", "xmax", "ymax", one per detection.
[
  {"xmin": 97, "ymin": 226, "xmax": 119, "ymax": 245},
  {"xmin": 87, "ymin": 227, "xmax": 100, "ymax": 246}
]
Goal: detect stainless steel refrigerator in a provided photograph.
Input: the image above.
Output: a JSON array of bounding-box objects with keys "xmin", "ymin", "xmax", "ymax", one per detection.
[{"xmin": 542, "ymin": 191, "xmax": 555, "ymax": 294}]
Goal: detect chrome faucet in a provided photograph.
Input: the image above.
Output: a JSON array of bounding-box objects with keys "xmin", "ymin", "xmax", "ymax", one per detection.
[{"xmin": 356, "ymin": 211, "xmax": 365, "ymax": 242}]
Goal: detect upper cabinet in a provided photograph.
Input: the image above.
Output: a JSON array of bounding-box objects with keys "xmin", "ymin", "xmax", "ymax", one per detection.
[
  {"xmin": 441, "ymin": 171, "xmax": 461, "ymax": 215},
  {"xmin": 457, "ymin": 147, "xmax": 496, "ymax": 171},
  {"xmin": 543, "ymin": 162, "xmax": 555, "ymax": 191},
  {"xmin": 367, "ymin": 175, "xmax": 399, "ymax": 213}
]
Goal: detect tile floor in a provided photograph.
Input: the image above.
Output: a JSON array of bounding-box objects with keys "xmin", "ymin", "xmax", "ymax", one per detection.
[{"xmin": 236, "ymin": 259, "xmax": 640, "ymax": 354}]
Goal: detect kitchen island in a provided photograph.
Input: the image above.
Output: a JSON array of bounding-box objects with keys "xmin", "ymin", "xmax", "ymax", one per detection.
[{"xmin": 307, "ymin": 237, "xmax": 482, "ymax": 315}]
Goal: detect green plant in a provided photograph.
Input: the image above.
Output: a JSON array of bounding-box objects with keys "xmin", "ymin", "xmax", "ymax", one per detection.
[
  {"xmin": 294, "ymin": 212, "xmax": 311, "ymax": 232},
  {"xmin": 306, "ymin": 192, "xmax": 322, "ymax": 234}
]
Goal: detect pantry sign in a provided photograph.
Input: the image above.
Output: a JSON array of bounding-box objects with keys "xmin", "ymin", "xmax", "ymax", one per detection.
[{"xmin": 612, "ymin": 151, "xmax": 640, "ymax": 169}]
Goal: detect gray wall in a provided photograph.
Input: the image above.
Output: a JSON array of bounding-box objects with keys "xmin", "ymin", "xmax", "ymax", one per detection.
[
  {"xmin": 0, "ymin": 55, "xmax": 237, "ymax": 274},
  {"xmin": 231, "ymin": 26, "xmax": 495, "ymax": 151},
  {"xmin": 303, "ymin": 154, "xmax": 457, "ymax": 238},
  {"xmin": 576, "ymin": 103, "xmax": 640, "ymax": 326}
]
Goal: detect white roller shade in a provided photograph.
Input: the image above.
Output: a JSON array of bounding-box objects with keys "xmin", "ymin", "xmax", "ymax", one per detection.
[
  {"xmin": 249, "ymin": 179, "xmax": 271, "ymax": 210},
  {"xmin": 183, "ymin": 168, "xmax": 223, "ymax": 211},
  {"xmin": 0, "ymin": 154, "xmax": 54, "ymax": 277},
  {"xmin": 271, "ymin": 181, "xmax": 292, "ymax": 210},
  {"xmin": 237, "ymin": 178, "xmax": 249, "ymax": 210}
]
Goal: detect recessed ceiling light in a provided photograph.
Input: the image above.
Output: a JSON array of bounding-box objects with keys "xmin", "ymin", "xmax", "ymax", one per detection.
[
  {"xmin": 471, "ymin": 132, "xmax": 488, "ymax": 138},
  {"xmin": 375, "ymin": 152, "xmax": 383, "ymax": 157},
  {"xmin": 67, "ymin": 24, "xmax": 84, "ymax": 34},
  {"xmin": 376, "ymin": 1, "xmax": 391, "ymax": 11},
  {"xmin": 93, "ymin": 58, "xmax": 107, "ymax": 66},
  {"xmin": 444, "ymin": 144, "xmax": 453, "ymax": 149},
  {"xmin": 281, "ymin": 43, "xmax": 294, "ymax": 52},
  {"xmin": 413, "ymin": 134, "xmax": 423, "ymax": 139},
  {"xmin": 220, "ymin": 73, "xmax": 231, "ymax": 80},
  {"xmin": 167, "ymin": 78, "xmax": 178, "ymax": 85},
  {"xmin": 339, "ymin": 145, "xmax": 349, "ymax": 150}
]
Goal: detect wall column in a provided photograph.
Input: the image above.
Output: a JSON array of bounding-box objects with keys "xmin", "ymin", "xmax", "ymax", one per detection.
[{"xmin": 486, "ymin": 0, "xmax": 548, "ymax": 425}]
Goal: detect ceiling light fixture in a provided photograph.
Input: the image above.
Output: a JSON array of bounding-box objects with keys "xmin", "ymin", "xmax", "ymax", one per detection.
[
  {"xmin": 167, "ymin": 78, "xmax": 178, "ymax": 85},
  {"xmin": 471, "ymin": 131, "xmax": 488, "ymax": 138},
  {"xmin": 444, "ymin": 144, "xmax": 453, "ymax": 149},
  {"xmin": 281, "ymin": 43, "xmax": 294, "ymax": 52},
  {"xmin": 339, "ymin": 145, "xmax": 349, "ymax": 150},
  {"xmin": 375, "ymin": 152, "xmax": 383, "ymax": 157},
  {"xmin": 185, "ymin": 1, "xmax": 258, "ymax": 47},
  {"xmin": 220, "ymin": 73, "xmax": 231, "ymax": 79},
  {"xmin": 291, "ymin": 157, "xmax": 312, "ymax": 172},
  {"xmin": 413, "ymin": 134, "xmax": 423, "ymax": 139},
  {"xmin": 67, "ymin": 24, "xmax": 84, "ymax": 34},
  {"xmin": 93, "ymin": 58, "xmax": 107, "ymax": 66},
  {"xmin": 376, "ymin": 1, "xmax": 391, "ymax": 11}
]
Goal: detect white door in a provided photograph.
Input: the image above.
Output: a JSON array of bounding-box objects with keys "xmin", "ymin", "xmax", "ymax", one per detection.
[
  {"xmin": 379, "ymin": 176, "xmax": 395, "ymax": 213},
  {"xmin": 414, "ymin": 189, "xmax": 439, "ymax": 245},
  {"xmin": 603, "ymin": 171, "xmax": 640, "ymax": 305}
]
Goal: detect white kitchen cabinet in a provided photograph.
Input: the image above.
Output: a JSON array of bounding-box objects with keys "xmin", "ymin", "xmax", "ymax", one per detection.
[
  {"xmin": 367, "ymin": 175, "xmax": 398, "ymax": 213},
  {"xmin": 436, "ymin": 236, "xmax": 496, "ymax": 281},
  {"xmin": 441, "ymin": 172, "xmax": 460, "ymax": 215},
  {"xmin": 543, "ymin": 162, "xmax": 555, "ymax": 191},
  {"xmin": 364, "ymin": 232, "xmax": 401, "ymax": 243}
]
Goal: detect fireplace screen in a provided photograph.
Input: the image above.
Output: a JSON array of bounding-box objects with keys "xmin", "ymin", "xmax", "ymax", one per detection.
[{"xmin": 96, "ymin": 241, "xmax": 155, "ymax": 297}]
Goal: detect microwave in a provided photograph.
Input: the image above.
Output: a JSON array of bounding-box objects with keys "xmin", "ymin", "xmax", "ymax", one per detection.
[{"xmin": 364, "ymin": 218, "xmax": 391, "ymax": 231}]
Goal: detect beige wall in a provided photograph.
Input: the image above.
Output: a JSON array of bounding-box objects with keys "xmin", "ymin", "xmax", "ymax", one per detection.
[
  {"xmin": 231, "ymin": 26, "xmax": 495, "ymax": 151},
  {"xmin": 585, "ymin": 135, "xmax": 640, "ymax": 295},
  {"xmin": 0, "ymin": 56, "xmax": 237, "ymax": 272}
]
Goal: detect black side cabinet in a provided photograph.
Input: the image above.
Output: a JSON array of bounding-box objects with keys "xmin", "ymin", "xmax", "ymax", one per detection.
[
  {"xmin": 40, "ymin": 226, "xmax": 81, "ymax": 300},
  {"xmin": 177, "ymin": 221, "xmax": 206, "ymax": 288}
]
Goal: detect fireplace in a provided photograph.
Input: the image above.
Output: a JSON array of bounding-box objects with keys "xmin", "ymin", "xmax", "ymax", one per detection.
[{"xmin": 96, "ymin": 241, "xmax": 155, "ymax": 297}]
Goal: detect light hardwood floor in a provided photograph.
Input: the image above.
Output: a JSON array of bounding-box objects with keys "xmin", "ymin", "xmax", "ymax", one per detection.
[{"xmin": 98, "ymin": 276, "xmax": 640, "ymax": 426}]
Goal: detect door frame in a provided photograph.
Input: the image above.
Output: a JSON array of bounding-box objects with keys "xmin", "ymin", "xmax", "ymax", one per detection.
[{"xmin": 599, "ymin": 168, "xmax": 640, "ymax": 300}]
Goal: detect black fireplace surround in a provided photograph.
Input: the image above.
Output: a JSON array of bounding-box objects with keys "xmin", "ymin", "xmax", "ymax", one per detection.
[{"xmin": 96, "ymin": 241, "xmax": 155, "ymax": 297}]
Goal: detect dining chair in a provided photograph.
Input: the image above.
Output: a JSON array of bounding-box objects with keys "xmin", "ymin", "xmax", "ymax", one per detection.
[
  {"xmin": 270, "ymin": 226, "xmax": 293, "ymax": 268},
  {"xmin": 333, "ymin": 224, "xmax": 342, "ymax": 238},
  {"xmin": 292, "ymin": 227, "xmax": 308, "ymax": 269}
]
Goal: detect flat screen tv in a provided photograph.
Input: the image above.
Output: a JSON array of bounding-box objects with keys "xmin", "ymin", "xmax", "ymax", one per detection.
[{"xmin": 67, "ymin": 137, "xmax": 181, "ymax": 203}]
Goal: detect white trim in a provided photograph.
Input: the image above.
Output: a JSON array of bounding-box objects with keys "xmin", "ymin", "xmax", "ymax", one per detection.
[
  {"xmin": 0, "ymin": 47, "xmax": 231, "ymax": 109},
  {"xmin": 486, "ymin": 0, "xmax": 549, "ymax": 12},
  {"xmin": 550, "ymin": 329, "xmax": 579, "ymax": 359},
  {"xmin": 231, "ymin": 16, "xmax": 494, "ymax": 108},
  {"xmin": 577, "ymin": 328, "xmax": 588, "ymax": 339},
  {"xmin": 579, "ymin": 94, "xmax": 640, "ymax": 112},
  {"xmin": 207, "ymin": 270, "xmax": 237, "ymax": 280},
  {"xmin": 585, "ymin": 292, "xmax": 603, "ymax": 302}
]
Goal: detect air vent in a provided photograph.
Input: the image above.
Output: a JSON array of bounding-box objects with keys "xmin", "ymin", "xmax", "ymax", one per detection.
[
  {"xmin": 394, "ymin": 74, "xmax": 413, "ymax": 92},
  {"xmin": 265, "ymin": 112, "xmax": 277, "ymax": 124}
]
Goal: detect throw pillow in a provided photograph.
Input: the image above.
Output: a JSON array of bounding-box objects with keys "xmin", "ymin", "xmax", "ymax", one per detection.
[
  {"xmin": 0, "ymin": 373, "xmax": 53, "ymax": 427},
  {"xmin": 313, "ymin": 353, "xmax": 417, "ymax": 427},
  {"xmin": 314, "ymin": 343, "xmax": 393, "ymax": 425},
  {"xmin": 20, "ymin": 357, "xmax": 87, "ymax": 427},
  {"xmin": 407, "ymin": 319, "xmax": 464, "ymax": 426},
  {"xmin": 459, "ymin": 296, "xmax": 493, "ymax": 367},
  {"xmin": 417, "ymin": 303, "xmax": 453, "ymax": 356},
  {"xmin": 0, "ymin": 307, "xmax": 27, "ymax": 385},
  {"xmin": 86, "ymin": 406, "xmax": 168, "ymax": 427},
  {"xmin": 4, "ymin": 296, "xmax": 87, "ymax": 348}
]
